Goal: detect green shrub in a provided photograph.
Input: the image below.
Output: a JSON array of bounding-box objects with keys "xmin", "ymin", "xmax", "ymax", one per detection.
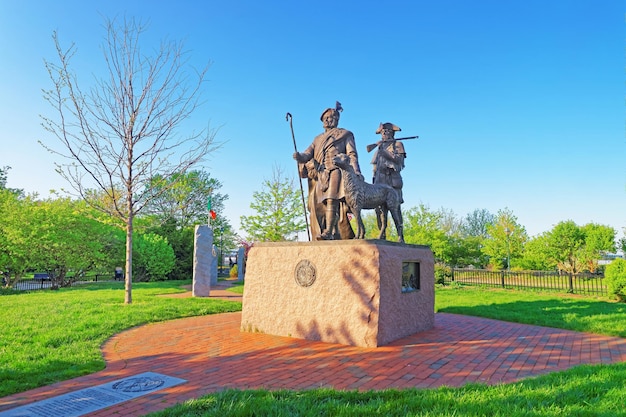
[
  {"xmin": 434, "ymin": 264, "xmax": 452, "ymax": 285},
  {"xmin": 0, "ymin": 287, "xmax": 17, "ymax": 295},
  {"xmin": 604, "ymin": 258, "xmax": 626, "ymax": 302},
  {"xmin": 134, "ymin": 233, "xmax": 176, "ymax": 281}
]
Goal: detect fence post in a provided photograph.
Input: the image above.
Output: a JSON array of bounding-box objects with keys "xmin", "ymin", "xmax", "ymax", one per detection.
[
  {"xmin": 451, "ymin": 268, "xmax": 455, "ymax": 282},
  {"xmin": 568, "ymin": 273, "xmax": 574, "ymax": 293},
  {"xmin": 501, "ymin": 270, "xmax": 505, "ymax": 288}
]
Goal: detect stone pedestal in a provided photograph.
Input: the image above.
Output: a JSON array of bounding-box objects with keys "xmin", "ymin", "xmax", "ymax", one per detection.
[
  {"xmin": 192, "ymin": 225, "xmax": 214, "ymax": 297},
  {"xmin": 241, "ymin": 240, "xmax": 434, "ymax": 347}
]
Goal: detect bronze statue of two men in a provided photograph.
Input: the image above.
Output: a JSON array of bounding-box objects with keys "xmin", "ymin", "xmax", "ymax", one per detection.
[{"xmin": 293, "ymin": 104, "xmax": 408, "ymax": 241}]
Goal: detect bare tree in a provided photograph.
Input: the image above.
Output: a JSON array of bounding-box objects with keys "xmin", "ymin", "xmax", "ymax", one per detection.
[{"xmin": 41, "ymin": 17, "xmax": 219, "ymax": 303}]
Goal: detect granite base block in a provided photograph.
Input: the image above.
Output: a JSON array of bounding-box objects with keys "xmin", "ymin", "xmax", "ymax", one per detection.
[{"xmin": 241, "ymin": 240, "xmax": 434, "ymax": 347}]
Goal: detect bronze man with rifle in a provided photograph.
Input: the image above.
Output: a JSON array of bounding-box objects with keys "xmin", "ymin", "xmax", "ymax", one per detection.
[
  {"xmin": 370, "ymin": 122, "xmax": 413, "ymax": 202},
  {"xmin": 368, "ymin": 122, "xmax": 416, "ymax": 238}
]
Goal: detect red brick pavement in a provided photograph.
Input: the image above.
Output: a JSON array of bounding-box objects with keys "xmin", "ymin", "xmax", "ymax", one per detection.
[{"xmin": 1, "ymin": 284, "xmax": 626, "ymax": 416}]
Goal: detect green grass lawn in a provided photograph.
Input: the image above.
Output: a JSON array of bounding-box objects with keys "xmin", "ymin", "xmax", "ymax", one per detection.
[
  {"xmin": 1, "ymin": 282, "xmax": 625, "ymax": 416},
  {"xmin": 148, "ymin": 364, "xmax": 626, "ymax": 417},
  {"xmin": 435, "ymin": 286, "xmax": 626, "ymax": 337},
  {"xmin": 0, "ymin": 280, "xmax": 241, "ymax": 396},
  {"xmin": 227, "ymin": 282, "xmax": 244, "ymax": 294}
]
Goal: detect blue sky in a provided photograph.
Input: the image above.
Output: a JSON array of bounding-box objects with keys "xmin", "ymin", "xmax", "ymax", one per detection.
[{"xmin": 0, "ymin": 0, "xmax": 623, "ymax": 239}]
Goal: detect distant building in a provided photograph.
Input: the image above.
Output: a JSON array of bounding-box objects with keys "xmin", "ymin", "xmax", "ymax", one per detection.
[{"xmin": 598, "ymin": 252, "xmax": 624, "ymax": 266}]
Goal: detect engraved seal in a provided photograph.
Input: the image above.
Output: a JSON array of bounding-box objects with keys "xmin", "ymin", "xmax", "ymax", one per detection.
[
  {"xmin": 294, "ymin": 259, "xmax": 316, "ymax": 287},
  {"xmin": 113, "ymin": 376, "xmax": 165, "ymax": 392}
]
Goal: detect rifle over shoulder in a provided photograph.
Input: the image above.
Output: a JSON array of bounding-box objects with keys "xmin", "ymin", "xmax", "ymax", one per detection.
[{"xmin": 366, "ymin": 135, "xmax": 419, "ymax": 152}]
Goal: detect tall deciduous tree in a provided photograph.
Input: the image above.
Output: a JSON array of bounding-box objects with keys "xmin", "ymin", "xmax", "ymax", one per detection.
[
  {"xmin": 403, "ymin": 205, "xmax": 486, "ymax": 267},
  {"xmin": 403, "ymin": 204, "xmax": 450, "ymax": 262},
  {"xmin": 580, "ymin": 223, "xmax": 616, "ymax": 272},
  {"xmin": 0, "ymin": 166, "xmax": 24, "ymax": 197},
  {"xmin": 0, "ymin": 166, "xmax": 8, "ymax": 189},
  {"xmin": 543, "ymin": 221, "xmax": 616, "ymax": 274},
  {"xmin": 0, "ymin": 190, "xmax": 32, "ymax": 285},
  {"xmin": 144, "ymin": 170, "xmax": 228, "ymax": 229},
  {"xmin": 482, "ymin": 208, "xmax": 528, "ymax": 269},
  {"xmin": 519, "ymin": 232, "xmax": 555, "ymax": 271},
  {"xmin": 240, "ymin": 166, "xmax": 307, "ymax": 242},
  {"xmin": 546, "ymin": 220, "xmax": 586, "ymax": 273},
  {"xmin": 41, "ymin": 17, "xmax": 218, "ymax": 303},
  {"xmin": 453, "ymin": 208, "xmax": 495, "ymax": 268},
  {"xmin": 445, "ymin": 235, "xmax": 488, "ymax": 268},
  {"xmin": 32, "ymin": 199, "xmax": 119, "ymax": 287},
  {"xmin": 142, "ymin": 170, "xmax": 234, "ymax": 279},
  {"xmin": 461, "ymin": 208, "xmax": 495, "ymax": 238},
  {"xmin": 0, "ymin": 194, "xmax": 120, "ymax": 287},
  {"xmin": 520, "ymin": 222, "xmax": 615, "ymax": 273}
]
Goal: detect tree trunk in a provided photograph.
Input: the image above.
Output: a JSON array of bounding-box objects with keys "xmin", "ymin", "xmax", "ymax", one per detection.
[{"xmin": 125, "ymin": 210, "xmax": 133, "ymax": 304}]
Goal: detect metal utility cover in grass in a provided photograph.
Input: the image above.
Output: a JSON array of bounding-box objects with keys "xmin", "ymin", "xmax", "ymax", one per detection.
[{"xmin": 0, "ymin": 372, "xmax": 186, "ymax": 417}]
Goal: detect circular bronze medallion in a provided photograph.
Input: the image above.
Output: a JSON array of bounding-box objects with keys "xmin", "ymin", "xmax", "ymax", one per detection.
[{"xmin": 294, "ymin": 259, "xmax": 316, "ymax": 287}]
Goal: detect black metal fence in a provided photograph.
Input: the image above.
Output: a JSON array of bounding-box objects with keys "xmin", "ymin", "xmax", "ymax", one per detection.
[
  {"xmin": 7, "ymin": 273, "xmax": 116, "ymax": 292},
  {"xmin": 448, "ymin": 268, "xmax": 607, "ymax": 297}
]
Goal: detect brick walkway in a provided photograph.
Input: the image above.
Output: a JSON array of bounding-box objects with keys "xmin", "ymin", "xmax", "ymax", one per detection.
[{"xmin": 1, "ymin": 283, "xmax": 626, "ymax": 416}]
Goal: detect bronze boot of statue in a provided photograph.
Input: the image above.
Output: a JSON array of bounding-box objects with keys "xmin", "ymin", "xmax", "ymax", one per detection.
[{"xmin": 317, "ymin": 200, "xmax": 338, "ymax": 240}]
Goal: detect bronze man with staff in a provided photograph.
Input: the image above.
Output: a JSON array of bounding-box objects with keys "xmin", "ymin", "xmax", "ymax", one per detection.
[{"xmin": 293, "ymin": 103, "xmax": 363, "ymax": 240}]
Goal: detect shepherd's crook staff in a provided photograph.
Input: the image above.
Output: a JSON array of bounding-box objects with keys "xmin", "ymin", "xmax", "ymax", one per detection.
[{"xmin": 286, "ymin": 112, "xmax": 311, "ymax": 241}]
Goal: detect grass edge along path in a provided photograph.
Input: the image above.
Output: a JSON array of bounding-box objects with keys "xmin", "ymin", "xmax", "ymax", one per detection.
[{"xmin": 148, "ymin": 363, "xmax": 626, "ymax": 417}]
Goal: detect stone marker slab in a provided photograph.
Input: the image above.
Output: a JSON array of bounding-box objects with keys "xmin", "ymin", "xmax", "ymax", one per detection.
[
  {"xmin": 0, "ymin": 372, "xmax": 186, "ymax": 417},
  {"xmin": 237, "ymin": 246, "xmax": 245, "ymax": 282},
  {"xmin": 193, "ymin": 225, "xmax": 214, "ymax": 297}
]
